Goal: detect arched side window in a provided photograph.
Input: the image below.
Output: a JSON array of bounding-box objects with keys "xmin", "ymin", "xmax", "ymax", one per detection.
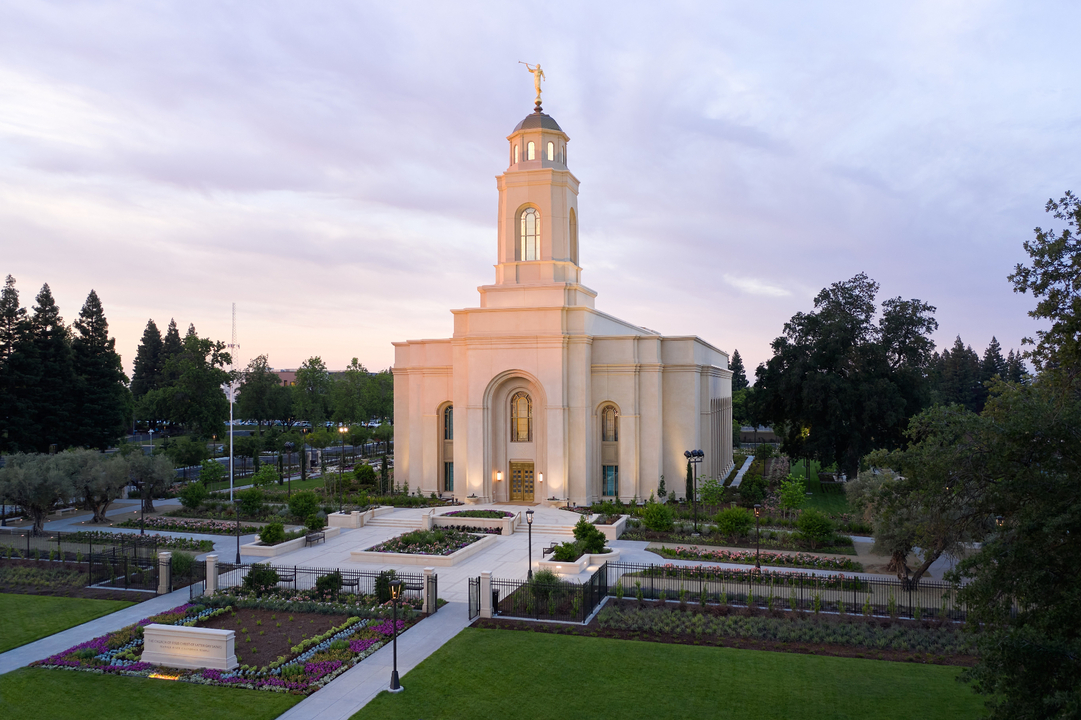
[
  {"xmin": 527, "ymin": 141, "xmax": 535, "ymax": 160},
  {"xmin": 569, "ymin": 208, "xmax": 578, "ymax": 266},
  {"xmin": 564, "ymin": 145, "xmax": 568, "ymax": 165},
  {"xmin": 514, "ymin": 145, "xmax": 519, "ymax": 164},
  {"xmin": 510, "ymin": 391, "xmax": 532, "ymax": 442},
  {"xmin": 547, "ymin": 141, "xmax": 554, "ymax": 161},
  {"xmin": 520, "ymin": 208, "xmax": 539, "ymax": 261},
  {"xmin": 443, "ymin": 405, "xmax": 453, "ymax": 440},
  {"xmin": 602, "ymin": 405, "xmax": 618, "ymax": 442}
]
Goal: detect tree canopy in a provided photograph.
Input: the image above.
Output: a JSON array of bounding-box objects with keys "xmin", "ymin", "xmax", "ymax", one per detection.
[{"xmin": 729, "ymin": 349, "xmax": 748, "ymax": 391}]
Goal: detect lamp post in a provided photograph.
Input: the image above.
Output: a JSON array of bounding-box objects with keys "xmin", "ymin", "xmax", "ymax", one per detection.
[
  {"xmin": 526, "ymin": 509, "xmax": 534, "ymax": 579},
  {"xmin": 338, "ymin": 425, "xmax": 347, "ymax": 512},
  {"xmin": 753, "ymin": 503, "xmax": 762, "ymax": 570},
  {"xmin": 235, "ymin": 497, "xmax": 242, "ymax": 565},
  {"xmin": 138, "ymin": 479, "xmax": 146, "ymax": 536},
  {"xmin": 389, "ymin": 579, "xmax": 404, "ymax": 692},
  {"xmin": 684, "ymin": 449, "xmax": 704, "ymax": 534}
]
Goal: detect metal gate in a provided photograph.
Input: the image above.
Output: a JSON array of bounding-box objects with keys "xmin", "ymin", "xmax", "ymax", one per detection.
[{"xmin": 468, "ymin": 576, "xmax": 480, "ymax": 620}]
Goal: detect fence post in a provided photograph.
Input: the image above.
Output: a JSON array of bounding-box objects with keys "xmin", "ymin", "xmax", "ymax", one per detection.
[
  {"xmin": 480, "ymin": 571, "xmax": 492, "ymax": 619},
  {"xmin": 423, "ymin": 567, "xmax": 434, "ymax": 614},
  {"xmin": 206, "ymin": 555, "xmax": 218, "ymax": 594},
  {"xmin": 157, "ymin": 551, "xmax": 172, "ymax": 595}
]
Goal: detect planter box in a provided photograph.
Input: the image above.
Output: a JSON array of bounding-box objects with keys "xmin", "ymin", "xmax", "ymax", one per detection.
[
  {"xmin": 595, "ymin": 515, "xmax": 629, "ymax": 541},
  {"xmin": 329, "ymin": 510, "xmax": 370, "ymax": 528},
  {"xmin": 434, "ymin": 512, "xmax": 518, "ymax": 535},
  {"xmin": 242, "ymin": 526, "xmax": 341, "ymax": 557},
  {"xmin": 537, "ymin": 548, "xmax": 621, "ymax": 575},
  {"xmin": 350, "ymin": 532, "xmax": 498, "ymax": 567}
]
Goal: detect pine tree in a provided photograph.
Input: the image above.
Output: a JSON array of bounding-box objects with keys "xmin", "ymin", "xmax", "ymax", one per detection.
[
  {"xmin": 130, "ymin": 319, "xmax": 163, "ymax": 398},
  {"xmin": 0, "ymin": 275, "xmax": 30, "ymax": 451},
  {"xmin": 72, "ymin": 290, "xmax": 130, "ymax": 449},
  {"xmin": 938, "ymin": 336, "xmax": 982, "ymax": 412},
  {"xmin": 160, "ymin": 319, "xmax": 183, "ymax": 385},
  {"xmin": 27, "ymin": 284, "xmax": 77, "ymax": 451},
  {"xmin": 980, "ymin": 337, "xmax": 1007, "ymax": 381},
  {"xmin": 186, "ymin": 323, "xmax": 197, "ymax": 338},
  {"xmin": 1005, "ymin": 349, "xmax": 1027, "ymax": 384},
  {"xmin": 730, "ymin": 349, "xmax": 748, "ymax": 391}
]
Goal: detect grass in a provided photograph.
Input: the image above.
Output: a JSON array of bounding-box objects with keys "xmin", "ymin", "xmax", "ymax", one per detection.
[
  {"xmin": 354, "ymin": 629, "xmax": 984, "ymax": 720},
  {"xmin": 788, "ymin": 459, "xmax": 853, "ymax": 515},
  {"xmin": 0, "ymin": 668, "xmax": 300, "ymax": 719},
  {"xmin": 0, "ymin": 593, "xmax": 134, "ymax": 653}
]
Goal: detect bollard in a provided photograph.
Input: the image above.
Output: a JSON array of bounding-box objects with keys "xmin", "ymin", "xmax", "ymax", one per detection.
[{"xmin": 423, "ymin": 567, "xmax": 434, "ymax": 614}]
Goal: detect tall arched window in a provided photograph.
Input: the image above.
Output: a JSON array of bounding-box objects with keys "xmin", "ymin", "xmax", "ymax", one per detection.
[
  {"xmin": 600, "ymin": 404, "xmax": 619, "ymax": 497},
  {"xmin": 520, "ymin": 208, "xmax": 539, "ymax": 261},
  {"xmin": 514, "ymin": 145, "xmax": 519, "ymax": 164},
  {"xmin": 510, "ymin": 391, "xmax": 532, "ymax": 442},
  {"xmin": 547, "ymin": 141, "xmax": 554, "ymax": 161},
  {"xmin": 443, "ymin": 405, "xmax": 453, "ymax": 440},
  {"xmin": 602, "ymin": 406, "xmax": 618, "ymax": 442},
  {"xmin": 569, "ymin": 208, "xmax": 578, "ymax": 266},
  {"xmin": 527, "ymin": 141, "xmax": 535, "ymax": 160}
]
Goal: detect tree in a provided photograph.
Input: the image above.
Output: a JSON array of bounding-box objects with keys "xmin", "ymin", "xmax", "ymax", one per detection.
[
  {"xmin": 1005, "ymin": 349, "xmax": 1028, "ymax": 384},
  {"xmin": 729, "ymin": 349, "xmax": 748, "ymax": 391},
  {"xmin": 0, "ymin": 453, "xmax": 74, "ymax": 534},
  {"xmin": 26, "ymin": 284, "xmax": 77, "ymax": 452},
  {"xmin": 130, "ymin": 319, "xmax": 163, "ymax": 399},
  {"xmin": 199, "ymin": 458, "xmax": 226, "ymax": 487},
  {"xmin": 160, "ymin": 319, "xmax": 183, "ymax": 382},
  {"xmin": 980, "ymin": 336, "xmax": 1007, "ymax": 382},
  {"xmin": 70, "ymin": 449, "xmax": 130, "ymax": 523},
  {"xmin": 777, "ymin": 475, "xmax": 806, "ymax": 517},
  {"xmin": 138, "ymin": 333, "xmax": 230, "ymax": 438},
  {"xmin": 236, "ymin": 355, "xmax": 283, "ymax": 435},
  {"xmin": 127, "ymin": 452, "xmax": 175, "ymax": 514},
  {"xmin": 293, "ymin": 356, "xmax": 330, "ymax": 426},
  {"xmin": 330, "ymin": 358, "xmax": 370, "ymax": 423},
  {"xmin": 364, "ymin": 369, "xmax": 394, "ymax": 422},
  {"xmin": 372, "ymin": 423, "xmax": 393, "ymax": 454},
  {"xmin": 252, "ymin": 464, "xmax": 279, "ymax": 487},
  {"xmin": 71, "ymin": 290, "xmax": 130, "ymax": 450},
  {"xmin": 753, "ymin": 273, "xmax": 938, "ymax": 478},
  {"xmin": 0, "ymin": 275, "xmax": 30, "ymax": 452},
  {"xmin": 932, "ymin": 336, "xmax": 982, "ymax": 412},
  {"xmin": 162, "ymin": 435, "xmax": 210, "ymax": 467}
]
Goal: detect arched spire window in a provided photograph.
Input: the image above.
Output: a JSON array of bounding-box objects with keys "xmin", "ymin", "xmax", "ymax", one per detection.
[
  {"xmin": 443, "ymin": 405, "xmax": 453, "ymax": 440},
  {"xmin": 569, "ymin": 208, "xmax": 578, "ymax": 266},
  {"xmin": 514, "ymin": 144, "xmax": 519, "ymax": 164},
  {"xmin": 527, "ymin": 141, "xmax": 535, "ymax": 160},
  {"xmin": 602, "ymin": 406, "xmax": 618, "ymax": 442},
  {"xmin": 520, "ymin": 208, "xmax": 539, "ymax": 261},
  {"xmin": 510, "ymin": 391, "xmax": 532, "ymax": 442},
  {"xmin": 547, "ymin": 141, "xmax": 554, "ymax": 161}
]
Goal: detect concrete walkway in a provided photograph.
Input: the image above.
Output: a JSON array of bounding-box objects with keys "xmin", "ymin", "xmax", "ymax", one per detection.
[
  {"xmin": 729, "ymin": 455, "xmax": 755, "ymax": 488},
  {"xmin": 0, "ymin": 586, "xmax": 194, "ymax": 676},
  {"xmin": 277, "ymin": 602, "xmax": 473, "ymax": 720}
]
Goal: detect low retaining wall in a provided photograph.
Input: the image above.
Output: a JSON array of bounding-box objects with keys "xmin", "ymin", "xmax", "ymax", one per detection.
[
  {"xmin": 241, "ymin": 526, "xmax": 341, "ymax": 557},
  {"xmin": 433, "ymin": 512, "xmax": 518, "ymax": 535},
  {"xmin": 538, "ymin": 548, "xmax": 621, "ymax": 575},
  {"xmin": 350, "ymin": 532, "xmax": 498, "ymax": 567}
]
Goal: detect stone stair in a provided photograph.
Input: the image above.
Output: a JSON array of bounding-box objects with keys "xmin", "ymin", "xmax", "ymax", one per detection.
[
  {"xmin": 365, "ymin": 516, "xmax": 425, "ymax": 530},
  {"xmin": 526, "ymin": 523, "xmax": 575, "ymax": 536}
]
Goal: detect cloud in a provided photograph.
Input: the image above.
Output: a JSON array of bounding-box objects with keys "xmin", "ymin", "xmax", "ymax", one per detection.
[{"xmin": 722, "ymin": 274, "xmax": 792, "ymax": 298}]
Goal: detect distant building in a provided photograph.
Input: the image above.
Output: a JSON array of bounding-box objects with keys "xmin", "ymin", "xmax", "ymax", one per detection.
[
  {"xmin": 740, "ymin": 426, "xmax": 778, "ymax": 444},
  {"xmin": 273, "ymin": 369, "xmax": 297, "ymax": 386}
]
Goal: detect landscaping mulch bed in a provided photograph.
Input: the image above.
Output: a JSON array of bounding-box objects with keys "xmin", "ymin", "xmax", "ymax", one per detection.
[
  {"xmin": 199, "ymin": 608, "xmax": 348, "ymax": 665},
  {"xmin": 0, "ymin": 559, "xmax": 153, "ymax": 602},
  {"xmin": 623, "ymin": 530, "xmax": 858, "ymax": 556},
  {"xmin": 476, "ymin": 599, "xmax": 977, "ymax": 667}
]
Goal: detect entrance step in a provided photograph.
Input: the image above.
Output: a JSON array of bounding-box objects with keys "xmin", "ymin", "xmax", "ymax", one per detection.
[
  {"xmin": 527, "ymin": 524, "xmax": 576, "ymax": 536},
  {"xmin": 366, "ymin": 517, "xmax": 425, "ymax": 530}
]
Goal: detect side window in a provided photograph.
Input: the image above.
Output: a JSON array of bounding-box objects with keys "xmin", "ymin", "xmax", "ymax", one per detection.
[
  {"xmin": 547, "ymin": 141, "xmax": 554, "ymax": 161},
  {"xmin": 527, "ymin": 141, "xmax": 535, "ymax": 160},
  {"xmin": 514, "ymin": 144, "xmax": 519, "ymax": 164},
  {"xmin": 520, "ymin": 208, "xmax": 539, "ymax": 261},
  {"xmin": 510, "ymin": 391, "xmax": 532, "ymax": 442}
]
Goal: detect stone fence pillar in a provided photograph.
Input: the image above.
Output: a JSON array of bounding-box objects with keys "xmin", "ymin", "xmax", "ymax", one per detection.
[
  {"xmin": 423, "ymin": 567, "xmax": 434, "ymax": 614},
  {"xmin": 157, "ymin": 551, "xmax": 172, "ymax": 595},
  {"xmin": 480, "ymin": 571, "xmax": 492, "ymax": 619},
  {"xmin": 205, "ymin": 554, "xmax": 218, "ymax": 594}
]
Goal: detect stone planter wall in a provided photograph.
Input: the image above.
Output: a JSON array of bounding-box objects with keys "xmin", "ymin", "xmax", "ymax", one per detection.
[
  {"xmin": 241, "ymin": 526, "xmax": 341, "ymax": 557},
  {"xmin": 350, "ymin": 532, "xmax": 498, "ymax": 567},
  {"xmin": 537, "ymin": 547, "xmax": 621, "ymax": 575},
  {"xmin": 434, "ymin": 512, "xmax": 518, "ymax": 535}
]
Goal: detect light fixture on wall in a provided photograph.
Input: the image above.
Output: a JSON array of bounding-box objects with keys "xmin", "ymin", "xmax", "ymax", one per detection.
[
  {"xmin": 496, "ymin": 471, "xmax": 503, "ymax": 482},
  {"xmin": 537, "ymin": 472, "xmax": 543, "ymax": 496}
]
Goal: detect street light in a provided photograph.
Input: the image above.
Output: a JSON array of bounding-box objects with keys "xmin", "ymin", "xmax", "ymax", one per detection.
[
  {"xmin": 753, "ymin": 503, "xmax": 762, "ymax": 570},
  {"xmin": 235, "ymin": 497, "xmax": 242, "ymax": 565},
  {"xmin": 684, "ymin": 449, "xmax": 704, "ymax": 534},
  {"xmin": 526, "ymin": 509, "xmax": 535, "ymax": 579},
  {"xmin": 338, "ymin": 425, "xmax": 348, "ymax": 513},
  {"xmin": 389, "ymin": 579, "xmax": 404, "ymax": 693}
]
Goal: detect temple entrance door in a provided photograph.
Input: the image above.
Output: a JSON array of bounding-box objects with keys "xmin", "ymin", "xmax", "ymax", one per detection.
[{"xmin": 509, "ymin": 462, "xmax": 535, "ymax": 502}]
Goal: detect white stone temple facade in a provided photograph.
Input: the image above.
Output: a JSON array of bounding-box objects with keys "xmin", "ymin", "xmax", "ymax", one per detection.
[{"xmin": 392, "ymin": 105, "xmax": 733, "ymax": 506}]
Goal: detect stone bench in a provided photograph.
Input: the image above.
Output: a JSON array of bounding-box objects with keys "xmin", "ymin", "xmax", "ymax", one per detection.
[
  {"xmin": 305, "ymin": 532, "xmax": 325, "ymax": 546},
  {"xmin": 55, "ymin": 507, "xmax": 78, "ymax": 516}
]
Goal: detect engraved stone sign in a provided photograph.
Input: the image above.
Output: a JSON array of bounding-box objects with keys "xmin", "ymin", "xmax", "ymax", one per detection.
[{"xmin": 141, "ymin": 624, "xmax": 238, "ymax": 670}]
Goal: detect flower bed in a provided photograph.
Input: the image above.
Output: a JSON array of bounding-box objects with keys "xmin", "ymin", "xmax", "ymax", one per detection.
[
  {"xmin": 367, "ymin": 529, "xmax": 481, "ymax": 556},
  {"xmin": 652, "ymin": 546, "xmax": 863, "ymax": 572},
  {"xmin": 31, "ymin": 593, "xmax": 420, "ymax": 695},
  {"xmin": 441, "ymin": 509, "xmax": 514, "ymax": 519},
  {"xmin": 63, "ymin": 530, "xmax": 214, "ymax": 552},
  {"xmin": 116, "ymin": 516, "xmax": 261, "ymax": 535},
  {"xmin": 631, "ymin": 562, "xmax": 866, "ymax": 590}
]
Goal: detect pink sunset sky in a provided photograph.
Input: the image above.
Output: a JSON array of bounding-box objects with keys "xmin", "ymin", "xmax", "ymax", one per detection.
[{"xmin": 2, "ymin": 2, "xmax": 1077, "ymax": 376}]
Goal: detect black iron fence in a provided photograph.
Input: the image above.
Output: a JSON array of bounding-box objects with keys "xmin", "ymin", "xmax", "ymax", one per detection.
[
  {"xmin": 468, "ymin": 576, "xmax": 480, "ymax": 620},
  {"xmin": 604, "ymin": 562, "xmax": 966, "ymax": 621},
  {"xmin": 0, "ymin": 529, "xmax": 164, "ymax": 564},
  {"xmin": 489, "ymin": 565, "xmax": 609, "ymax": 623}
]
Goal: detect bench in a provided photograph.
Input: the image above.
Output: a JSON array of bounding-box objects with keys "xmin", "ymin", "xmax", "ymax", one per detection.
[
  {"xmin": 276, "ymin": 569, "xmax": 296, "ymax": 588},
  {"xmin": 541, "ymin": 541, "xmax": 559, "ymax": 557},
  {"xmin": 305, "ymin": 532, "xmax": 325, "ymax": 546},
  {"xmin": 55, "ymin": 507, "xmax": 78, "ymax": 516},
  {"xmin": 339, "ymin": 576, "xmax": 359, "ymax": 598}
]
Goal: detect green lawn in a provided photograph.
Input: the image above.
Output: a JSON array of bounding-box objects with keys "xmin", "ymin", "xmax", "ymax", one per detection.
[
  {"xmin": 0, "ymin": 668, "xmax": 300, "ymax": 719},
  {"xmin": 0, "ymin": 593, "xmax": 134, "ymax": 653},
  {"xmin": 354, "ymin": 629, "xmax": 985, "ymax": 720},
  {"xmin": 788, "ymin": 459, "xmax": 852, "ymax": 514}
]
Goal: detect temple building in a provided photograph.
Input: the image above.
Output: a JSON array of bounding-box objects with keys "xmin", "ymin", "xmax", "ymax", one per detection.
[{"xmin": 392, "ymin": 101, "xmax": 733, "ymax": 505}]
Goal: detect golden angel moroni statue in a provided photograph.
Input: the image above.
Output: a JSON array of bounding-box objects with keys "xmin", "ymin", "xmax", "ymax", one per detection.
[{"xmin": 520, "ymin": 62, "xmax": 545, "ymax": 107}]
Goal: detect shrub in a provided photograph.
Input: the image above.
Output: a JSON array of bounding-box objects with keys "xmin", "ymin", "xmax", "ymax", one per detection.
[
  {"xmin": 642, "ymin": 501, "xmax": 674, "ymax": 532},
  {"xmin": 754, "ymin": 444, "xmax": 776, "ymax": 460},
  {"xmin": 259, "ymin": 522, "xmax": 286, "ymax": 546},
  {"xmin": 199, "ymin": 459, "xmax": 226, "ymax": 487},
  {"xmin": 288, "ymin": 490, "xmax": 319, "ymax": 521},
  {"xmin": 530, "ymin": 568, "xmax": 562, "ymax": 600},
  {"xmin": 178, "ymin": 482, "xmax": 209, "ymax": 510},
  {"xmin": 738, "ymin": 474, "xmax": 767, "ymax": 505},
  {"xmin": 778, "ymin": 476, "xmax": 807, "ymax": 514},
  {"xmin": 796, "ymin": 509, "xmax": 835, "ymax": 549},
  {"xmin": 170, "ymin": 551, "xmax": 194, "ymax": 577},
  {"xmin": 354, "ymin": 464, "xmax": 377, "ymax": 486},
  {"xmin": 714, "ymin": 506, "xmax": 754, "ymax": 537},
  {"xmin": 243, "ymin": 563, "xmax": 280, "ymax": 596},
  {"xmin": 552, "ymin": 541, "xmax": 582, "ymax": 561},
  {"xmin": 573, "ymin": 516, "xmax": 607, "ymax": 554},
  {"xmin": 237, "ymin": 488, "xmax": 264, "ymax": 517},
  {"xmin": 699, "ymin": 476, "xmax": 725, "ymax": 505},
  {"xmin": 306, "ymin": 514, "xmax": 326, "ymax": 532},
  {"xmin": 315, "ymin": 570, "xmax": 343, "ymax": 596},
  {"xmin": 252, "ymin": 465, "xmax": 279, "ymax": 488}
]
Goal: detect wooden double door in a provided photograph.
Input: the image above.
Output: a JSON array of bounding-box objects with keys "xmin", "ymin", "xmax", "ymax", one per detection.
[{"xmin": 509, "ymin": 462, "xmax": 535, "ymax": 502}]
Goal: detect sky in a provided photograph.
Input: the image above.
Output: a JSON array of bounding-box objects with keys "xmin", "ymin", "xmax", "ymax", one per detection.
[{"xmin": 1, "ymin": 1, "xmax": 1077, "ymax": 378}]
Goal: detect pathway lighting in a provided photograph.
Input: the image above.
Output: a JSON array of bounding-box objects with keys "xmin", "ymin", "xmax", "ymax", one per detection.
[
  {"xmin": 684, "ymin": 449, "xmax": 704, "ymax": 533},
  {"xmin": 526, "ymin": 509, "xmax": 535, "ymax": 579},
  {"xmin": 753, "ymin": 504, "xmax": 762, "ymax": 570},
  {"xmin": 235, "ymin": 497, "xmax": 242, "ymax": 565},
  {"xmin": 389, "ymin": 579, "xmax": 404, "ymax": 693},
  {"xmin": 338, "ymin": 425, "xmax": 348, "ymax": 513},
  {"xmin": 995, "ymin": 515, "xmax": 1004, "ymax": 528}
]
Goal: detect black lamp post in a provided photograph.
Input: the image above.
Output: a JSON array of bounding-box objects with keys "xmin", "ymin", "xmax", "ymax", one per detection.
[
  {"xmin": 526, "ymin": 509, "xmax": 535, "ymax": 579},
  {"xmin": 338, "ymin": 425, "xmax": 347, "ymax": 513},
  {"xmin": 753, "ymin": 503, "xmax": 762, "ymax": 570},
  {"xmin": 684, "ymin": 449, "xmax": 704, "ymax": 534},
  {"xmin": 389, "ymin": 579, "xmax": 404, "ymax": 693},
  {"xmin": 235, "ymin": 498, "xmax": 242, "ymax": 565}
]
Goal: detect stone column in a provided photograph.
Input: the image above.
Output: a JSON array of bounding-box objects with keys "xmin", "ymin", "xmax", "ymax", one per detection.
[
  {"xmin": 422, "ymin": 567, "xmax": 434, "ymax": 614},
  {"xmin": 157, "ymin": 551, "xmax": 172, "ymax": 595},
  {"xmin": 480, "ymin": 570, "xmax": 492, "ymax": 619},
  {"xmin": 205, "ymin": 554, "xmax": 218, "ymax": 595}
]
